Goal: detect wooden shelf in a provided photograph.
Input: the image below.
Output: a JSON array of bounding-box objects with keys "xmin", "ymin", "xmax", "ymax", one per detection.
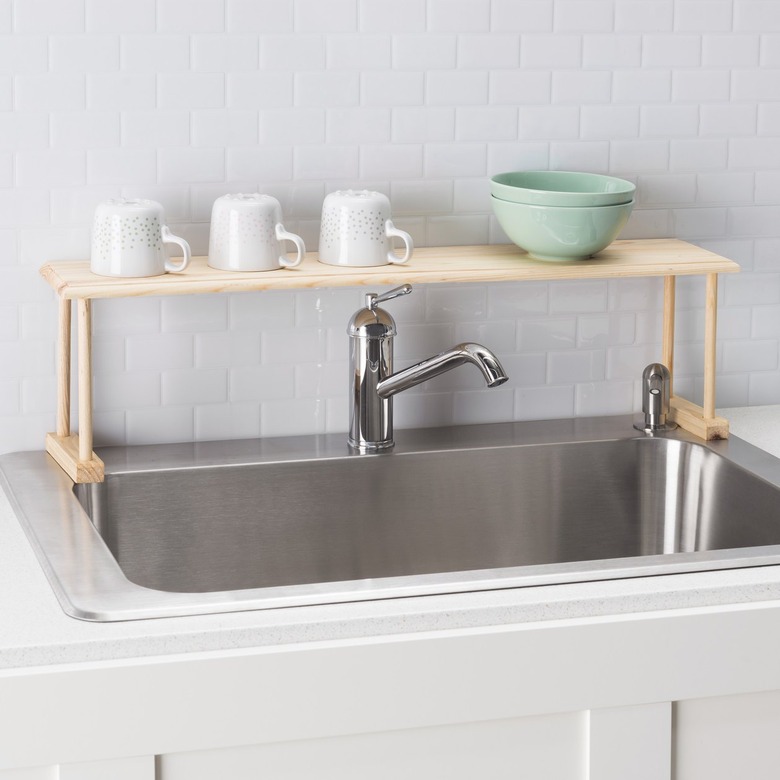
[
  {"xmin": 39, "ymin": 238, "xmax": 741, "ymax": 483},
  {"xmin": 40, "ymin": 239, "xmax": 739, "ymax": 300}
]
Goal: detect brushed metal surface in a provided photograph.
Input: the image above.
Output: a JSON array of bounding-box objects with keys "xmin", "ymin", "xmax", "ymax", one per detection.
[{"xmin": 4, "ymin": 416, "xmax": 780, "ymax": 621}]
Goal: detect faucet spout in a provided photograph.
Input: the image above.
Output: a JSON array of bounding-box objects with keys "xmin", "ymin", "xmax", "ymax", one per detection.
[{"xmin": 377, "ymin": 343, "xmax": 508, "ymax": 399}]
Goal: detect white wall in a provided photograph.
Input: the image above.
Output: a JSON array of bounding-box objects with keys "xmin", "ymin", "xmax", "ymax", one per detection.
[{"xmin": 1, "ymin": 0, "xmax": 779, "ymax": 452}]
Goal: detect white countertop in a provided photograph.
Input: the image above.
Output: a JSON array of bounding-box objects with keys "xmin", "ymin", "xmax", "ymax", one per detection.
[{"xmin": 3, "ymin": 406, "xmax": 780, "ymax": 670}]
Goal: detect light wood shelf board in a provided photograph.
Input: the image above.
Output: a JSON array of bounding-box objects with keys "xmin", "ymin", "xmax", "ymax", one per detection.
[{"xmin": 40, "ymin": 239, "xmax": 740, "ymax": 301}]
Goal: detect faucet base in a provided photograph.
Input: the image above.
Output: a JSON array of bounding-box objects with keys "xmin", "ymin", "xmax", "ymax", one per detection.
[
  {"xmin": 348, "ymin": 438, "xmax": 395, "ymax": 453},
  {"xmin": 633, "ymin": 420, "xmax": 678, "ymax": 435}
]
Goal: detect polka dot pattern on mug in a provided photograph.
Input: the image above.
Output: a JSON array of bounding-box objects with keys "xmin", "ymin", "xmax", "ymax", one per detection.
[
  {"xmin": 93, "ymin": 214, "xmax": 162, "ymax": 254},
  {"xmin": 210, "ymin": 210, "xmax": 277, "ymax": 250}
]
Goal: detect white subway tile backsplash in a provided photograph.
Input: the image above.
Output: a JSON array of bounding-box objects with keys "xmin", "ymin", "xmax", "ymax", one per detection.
[
  {"xmin": 552, "ymin": 71, "xmax": 612, "ymax": 104},
  {"xmin": 643, "ymin": 35, "xmax": 701, "ymax": 68},
  {"xmin": 615, "ymin": 1, "xmax": 674, "ymax": 33},
  {"xmin": 425, "ymin": 143, "xmax": 487, "ymax": 178},
  {"xmin": 521, "ymin": 35, "xmax": 583, "ymax": 68},
  {"xmin": 294, "ymin": 144, "xmax": 357, "ymax": 179},
  {"xmin": 426, "ymin": 71, "xmax": 489, "ymax": 106},
  {"xmin": 258, "ymin": 108, "xmax": 324, "ymax": 145},
  {"xmin": 550, "ymin": 281, "xmax": 608, "ymax": 314},
  {"xmin": 126, "ymin": 406, "xmax": 193, "ymax": 445},
  {"xmin": 518, "ymin": 318, "xmax": 576, "ymax": 351},
  {"xmin": 163, "ymin": 368, "xmax": 227, "ymax": 405},
  {"xmin": 390, "ymin": 179, "xmax": 453, "ymax": 215},
  {"xmin": 162, "ymin": 295, "xmax": 228, "ymax": 332},
  {"xmin": 518, "ymin": 105, "xmax": 579, "ymax": 141},
  {"xmin": 50, "ymin": 110, "xmax": 119, "ymax": 149},
  {"xmin": 157, "ymin": 0, "xmax": 225, "ymax": 34},
  {"xmin": 729, "ymin": 207, "xmax": 780, "ymax": 238},
  {"xmin": 87, "ymin": 149, "xmax": 156, "ymax": 185},
  {"xmin": 227, "ymin": 0, "xmax": 293, "ymax": 33},
  {"xmin": 51, "ymin": 35, "xmax": 119, "ymax": 73},
  {"xmin": 756, "ymin": 171, "xmax": 780, "ymax": 203},
  {"xmin": 227, "ymin": 145, "xmax": 293, "ymax": 182},
  {"xmin": 259, "ymin": 35, "xmax": 325, "ymax": 72},
  {"xmin": 548, "ymin": 349, "xmax": 605, "ymax": 384},
  {"xmin": 192, "ymin": 109, "xmax": 257, "ymax": 147},
  {"xmin": 640, "ymin": 105, "xmax": 699, "ymax": 138},
  {"xmin": 637, "ymin": 174, "xmax": 696, "ymax": 205},
  {"xmin": 675, "ymin": 1, "xmax": 733, "ymax": 32},
  {"xmin": 328, "ymin": 34, "xmax": 391, "ymax": 70},
  {"xmin": 359, "ymin": 0, "xmax": 426, "ymax": 33},
  {"xmin": 458, "ymin": 35, "xmax": 519, "ymax": 70},
  {"xmin": 749, "ymin": 372, "xmax": 780, "ymax": 405},
  {"xmin": 361, "ymin": 70, "xmax": 424, "ymax": 106},
  {"xmin": 672, "ymin": 207, "xmax": 728, "ymax": 238},
  {"xmin": 296, "ymin": 0, "xmax": 356, "ymax": 33},
  {"xmin": 672, "ymin": 69, "xmax": 731, "ymax": 102},
  {"xmin": 16, "ymin": 151, "xmax": 86, "ymax": 187},
  {"xmin": 515, "ymin": 384, "xmax": 574, "ymax": 420},
  {"xmin": 87, "ymin": 73, "xmax": 155, "ymax": 110},
  {"xmin": 735, "ymin": 1, "xmax": 780, "ymax": 32},
  {"xmin": 0, "ymin": 36, "xmax": 47, "ymax": 73},
  {"xmin": 393, "ymin": 35, "xmax": 456, "ymax": 71},
  {"xmin": 613, "ymin": 70, "xmax": 672, "ymax": 103},
  {"xmin": 261, "ymin": 397, "xmax": 325, "ymax": 436},
  {"xmin": 489, "ymin": 71, "xmax": 551, "ymax": 105},
  {"xmin": 195, "ymin": 402, "xmax": 261, "ymax": 440},
  {"xmin": 391, "ymin": 107, "xmax": 455, "ymax": 143},
  {"xmin": 159, "ymin": 73, "xmax": 225, "ymax": 110},
  {"xmin": 16, "ymin": 74, "xmax": 86, "ymax": 111},
  {"xmin": 723, "ymin": 339, "xmax": 779, "ymax": 373},
  {"xmin": 575, "ymin": 380, "xmax": 635, "ymax": 416},
  {"xmin": 428, "ymin": 0, "xmax": 490, "ymax": 33},
  {"xmin": 360, "ymin": 143, "xmax": 423, "ymax": 179},
  {"xmin": 702, "ymin": 35, "xmax": 761, "ymax": 68},
  {"xmin": 426, "ymin": 214, "xmax": 490, "ymax": 246},
  {"xmin": 192, "ymin": 35, "xmax": 259, "ymax": 72},
  {"xmin": 554, "ymin": 0, "xmax": 614, "ymax": 33},
  {"xmin": 296, "ymin": 71, "xmax": 360, "ymax": 107},
  {"xmin": 228, "ymin": 73, "xmax": 293, "ymax": 109},
  {"xmin": 15, "ymin": 0, "xmax": 84, "ymax": 33},
  {"xmin": 456, "ymin": 106, "xmax": 518, "ymax": 142},
  {"xmin": 229, "ymin": 364, "xmax": 295, "ymax": 404},
  {"xmin": 452, "ymin": 386, "xmax": 514, "ymax": 424},
  {"xmin": 122, "ymin": 111, "xmax": 190, "ymax": 148},
  {"xmin": 86, "ymin": 0, "xmax": 156, "ymax": 33},
  {"xmin": 50, "ymin": 185, "xmax": 120, "ymax": 224},
  {"xmin": 121, "ymin": 35, "xmax": 190, "ymax": 73},
  {"xmin": 670, "ymin": 139, "xmax": 728, "ymax": 171},
  {"xmin": 491, "ymin": 0, "xmax": 552, "ymax": 32},
  {"xmin": 582, "ymin": 34, "xmax": 641, "ymax": 69}
]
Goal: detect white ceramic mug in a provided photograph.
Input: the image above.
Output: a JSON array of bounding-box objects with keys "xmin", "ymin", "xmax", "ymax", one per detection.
[
  {"xmin": 318, "ymin": 190, "xmax": 413, "ymax": 267},
  {"xmin": 208, "ymin": 194, "xmax": 305, "ymax": 272},
  {"xmin": 90, "ymin": 199, "xmax": 191, "ymax": 278}
]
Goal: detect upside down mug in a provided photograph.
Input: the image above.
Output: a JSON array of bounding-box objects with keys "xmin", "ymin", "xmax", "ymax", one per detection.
[
  {"xmin": 208, "ymin": 194, "xmax": 305, "ymax": 272},
  {"xmin": 90, "ymin": 199, "xmax": 191, "ymax": 278},
  {"xmin": 318, "ymin": 190, "xmax": 413, "ymax": 267}
]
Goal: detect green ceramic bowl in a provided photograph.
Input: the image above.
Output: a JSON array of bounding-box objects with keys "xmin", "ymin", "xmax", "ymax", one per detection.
[
  {"xmin": 491, "ymin": 196, "xmax": 634, "ymax": 261},
  {"xmin": 491, "ymin": 171, "xmax": 636, "ymax": 207}
]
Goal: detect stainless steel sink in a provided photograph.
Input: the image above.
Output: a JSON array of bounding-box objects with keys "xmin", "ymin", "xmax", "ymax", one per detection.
[{"xmin": 4, "ymin": 415, "xmax": 780, "ymax": 622}]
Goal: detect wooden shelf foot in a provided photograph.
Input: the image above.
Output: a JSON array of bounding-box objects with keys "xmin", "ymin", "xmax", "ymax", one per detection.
[
  {"xmin": 669, "ymin": 396, "xmax": 729, "ymax": 441},
  {"xmin": 45, "ymin": 433, "xmax": 104, "ymax": 484}
]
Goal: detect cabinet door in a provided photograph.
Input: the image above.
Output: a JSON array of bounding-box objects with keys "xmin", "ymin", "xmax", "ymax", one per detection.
[
  {"xmin": 675, "ymin": 690, "xmax": 780, "ymax": 780},
  {"xmin": 159, "ymin": 712, "xmax": 588, "ymax": 780}
]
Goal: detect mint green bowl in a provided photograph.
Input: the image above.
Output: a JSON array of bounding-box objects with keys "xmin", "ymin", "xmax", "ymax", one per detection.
[
  {"xmin": 491, "ymin": 196, "xmax": 634, "ymax": 261},
  {"xmin": 491, "ymin": 171, "xmax": 636, "ymax": 207}
]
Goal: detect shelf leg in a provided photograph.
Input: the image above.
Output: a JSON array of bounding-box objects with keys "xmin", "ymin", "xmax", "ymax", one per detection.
[
  {"xmin": 77, "ymin": 298, "xmax": 93, "ymax": 462},
  {"xmin": 669, "ymin": 272, "xmax": 728, "ymax": 440},
  {"xmin": 45, "ymin": 297, "xmax": 104, "ymax": 483},
  {"xmin": 56, "ymin": 297, "xmax": 71, "ymax": 437},
  {"xmin": 662, "ymin": 275, "xmax": 675, "ymax": 397},
  {"xmin": 703, "ymin": 273, "xmax": 718, "ymax": 420}
]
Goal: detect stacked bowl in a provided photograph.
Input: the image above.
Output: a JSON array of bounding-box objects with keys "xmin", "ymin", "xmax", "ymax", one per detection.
[{"xmin": 490, "ymin": 171, "xmax": 636, "ymax": 261}]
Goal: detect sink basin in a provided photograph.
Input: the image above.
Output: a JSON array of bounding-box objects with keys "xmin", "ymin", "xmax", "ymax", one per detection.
[{"xmin": 4, "ymin": 416, "xmax": 780, "ymax": 621}]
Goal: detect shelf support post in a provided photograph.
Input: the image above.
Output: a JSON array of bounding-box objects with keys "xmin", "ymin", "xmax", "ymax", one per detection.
[
  {"xmin": 45, "ymin": 296, "xmax": 104, "ymax": 484},
  {"xmin": 56, "ymin": 297, "xmax": 71, "ymax": 438},
  {"xmin": 662, "ymin": 276, "xmax": 675, "ymax": 399}
]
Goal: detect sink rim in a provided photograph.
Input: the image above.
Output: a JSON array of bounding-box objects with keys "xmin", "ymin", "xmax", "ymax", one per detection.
[{"xmin": 4, "ymin": 415, "xmax": 780, "ymax": 623}]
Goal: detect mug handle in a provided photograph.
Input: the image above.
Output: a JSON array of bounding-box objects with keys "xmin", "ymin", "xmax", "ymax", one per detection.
[
  {"xmin": 385, "ymin": 220, "xmax": 413, "ymax": 265},
  {"xmin": 275, "ymin": 223, "xmax": 305, "ymax": 268},
  {"xmin": 161, "ymin": 226, "xmax": 192, "ymax": 273}
]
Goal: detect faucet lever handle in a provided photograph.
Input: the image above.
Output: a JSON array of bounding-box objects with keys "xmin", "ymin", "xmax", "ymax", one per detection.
[{"xmin": 366, "ymin": 284, "xmax": 413, "ymax": 310}]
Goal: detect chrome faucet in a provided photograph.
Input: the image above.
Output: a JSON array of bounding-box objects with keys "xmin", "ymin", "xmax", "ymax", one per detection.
[
  {"xmin": 348, "ymin": 284, "xmax": 509, "ymax": 452},
  {"xmin": 634, "ymin": 362, "xmax": 677, "ymax": 434}
]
